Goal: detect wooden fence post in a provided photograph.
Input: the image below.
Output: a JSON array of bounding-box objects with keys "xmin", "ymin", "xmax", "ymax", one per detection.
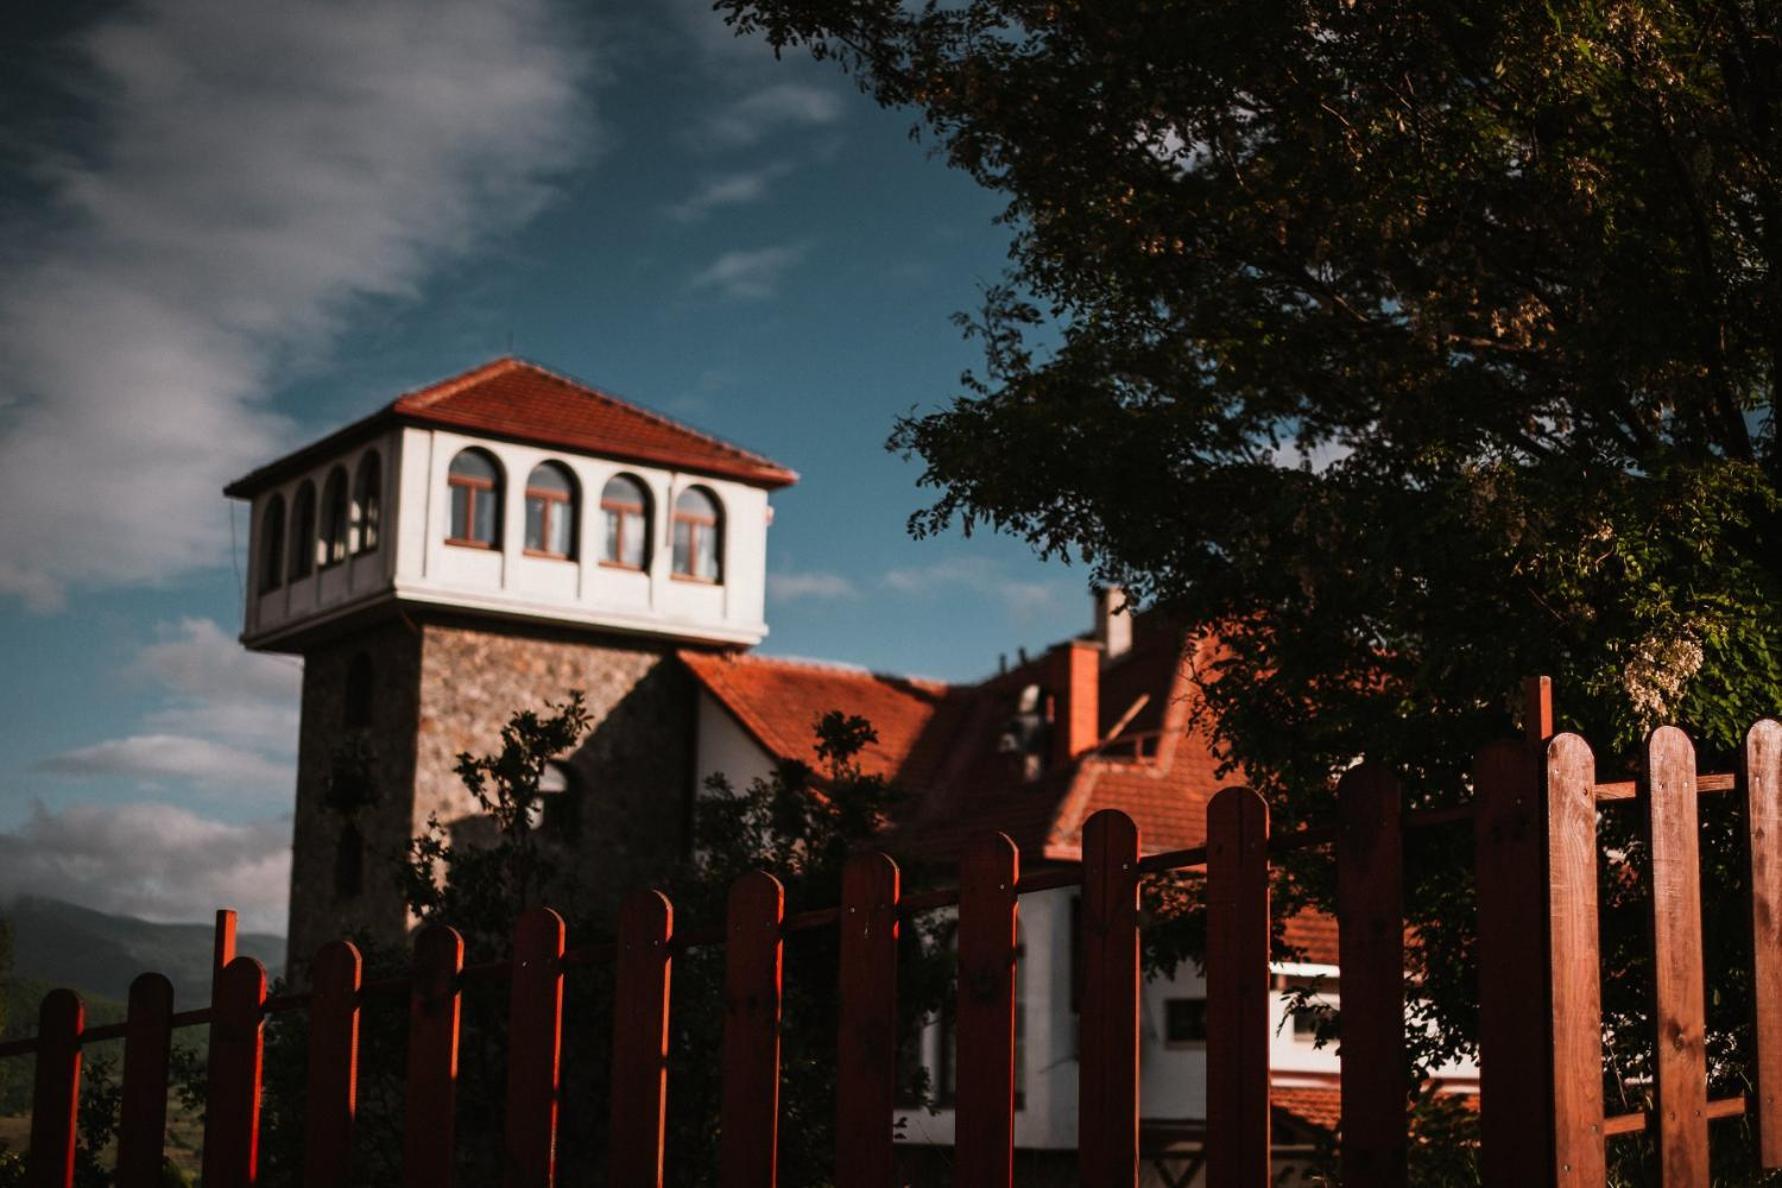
[
  {"xmin": 1546, "ymin": 733, "xmax": 1606, "ymax": 1186},
  {"xmin": 201, "ymin": 956, "xmax": 267, "ymax": 1188},
  {"xmin": 1205, "ymin": 788, "xmax": 1270, "ymax": 1188},
  {"xmin": 303, "ymin": 941, "xmax": 362, "ymax": 1188},
  {"xmin": 719, "ymin": 871, "xmax": 784, "ymax": 1188},
  {"xmin": 835, "ymin": 852, "xmax": 901, "ymax": 1188},
  {"xmin": 1746, "ymin": 718, "xmax": 1782, "ymax": 1169},
  {"xmin": 1645, "ymin": 726, "xmax": 1708, "ymax": 1185},
  {"xmin": 1337, "ymin": 763, "xmax": 1406, "ymax": 1187},
  {"xmin": 956, "ymin": 832, "xmax": 1019, "ymax": 1188},
  {"xmin": 26, "ymin": 989, "xmax": 83, "ymax": 1188},
  {"xmin": 116, "ymin": 973, "xmax": 175, "ymax": 1188},
  {"xmin": 609, "ymin": 890, "xmax": 674, "ymax": 1188},
  {"xmin": 504, "ymin": 907, "xmax": 566, "ymax": 1188},
  {"xmin": 403, "ymin": 924, "xmax": 464, "ymax": 1188},
  {"xmin": 1079, "ymin": 809, "xmax": 1140, "ymax": 1188}
]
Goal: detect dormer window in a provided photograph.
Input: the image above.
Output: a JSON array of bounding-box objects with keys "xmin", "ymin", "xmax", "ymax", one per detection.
[
  {"xmin": 672, "ymin": 486, "xmax": 722, "ymax": 582},
  {"xmin": 258, "ymin": 495, "xmax": 286, "ymax": 592},
  {"xmin": 320, "ymin": 467, "xmax": 350, "ymax": 567},
  {"xmin": 524, "ymin": 462, "xmax": 577, "ymax": 559},
  {"xmin": 353, "ymin": 451, "xmax": 382, "ymax": 554},
  {"xmin": 447, "ymin": 448, "xmax": 502, "ymax": 548},
  {"xmin": 290, "ymin": 481, "xmax": 318, "ymax": 579},
  {"xmin": 600, "ymin": 474, "xmax": 649, "ymax": 569}
]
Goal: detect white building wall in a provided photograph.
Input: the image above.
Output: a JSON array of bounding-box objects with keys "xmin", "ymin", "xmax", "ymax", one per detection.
[{"xmin": 694, "ymin": 690, "xmax": 779, "ymax": 794}]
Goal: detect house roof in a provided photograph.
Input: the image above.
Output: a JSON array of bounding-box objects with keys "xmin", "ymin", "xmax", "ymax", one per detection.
[{"xmin": 225, "ymin": 357, "xmax": 798, "ymax": 498}]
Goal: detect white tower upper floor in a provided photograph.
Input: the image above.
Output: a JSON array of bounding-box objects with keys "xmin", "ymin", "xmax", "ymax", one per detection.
[{"xmin": 225, "ymin": 357, "xmax": 797, "ymax": 653}]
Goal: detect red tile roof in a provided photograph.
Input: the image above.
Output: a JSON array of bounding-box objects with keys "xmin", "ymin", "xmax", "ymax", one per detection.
[{"xmin": 1270, "ymin": 1084, "xmax": 1343, "ymax": 1134}]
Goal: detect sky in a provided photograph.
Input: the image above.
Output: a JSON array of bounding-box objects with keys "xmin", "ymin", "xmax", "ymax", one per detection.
[{"xmin": 0, "ymin": 0, "xmax": 1096, "ymax": 933}]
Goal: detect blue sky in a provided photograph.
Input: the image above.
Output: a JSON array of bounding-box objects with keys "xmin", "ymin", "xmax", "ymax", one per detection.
[{"xmin": 0, "ymin": 0, "xmax": 1094, "ymax": 930}]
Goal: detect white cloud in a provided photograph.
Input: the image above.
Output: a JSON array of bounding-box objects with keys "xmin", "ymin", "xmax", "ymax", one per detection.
[
  {"xmin": 690, "ymin": 242, "xmax": 810, "ymax": 300},
  {"xmin": 883, "ymin": 556, "xmax": 1062, "ymax": 619},
  {"xmin": 666, "ymin": 162, "xmax": 795, "ymax": 222},
  {"xmin": 704, "ymin": 83, "xmax": 843, "ymax": 147},
  {"xmin": 34, "ymin": 734, "xmax": 291, "ymax": 793},
  {"xmin": 0, "ymin": 802, "xmax": 290, "ymax": 933},
  {"xmin": 0, "ymin": 0, "xmax": 591, "ymax": 609},
  {"xmin": 136, "ymin": 617, "xmax": 301, "ymax": 707},
  {"xmin": 768, "ymin": 570, "xmax": 858, "ymax": 601}
]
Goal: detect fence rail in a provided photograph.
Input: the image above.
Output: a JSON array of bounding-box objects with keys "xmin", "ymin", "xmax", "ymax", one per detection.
[{"xmin": 9, "ymin": 686, "xmax": 1782, "ymax": 1187}]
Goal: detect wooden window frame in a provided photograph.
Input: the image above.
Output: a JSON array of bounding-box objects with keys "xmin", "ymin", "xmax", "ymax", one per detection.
[
  {"xmin": 258, "ymin": 498, "xmax": 286, "ymax": 593},
  {"xmin": 446, "ymin": 472, "xmax": 499, "ymax": 549},
  {"xmin": 600, "ymin": 495, "xmax": 647, "ymax": 570},
  {"xmin": 671, "ymin": 508, "xmax": 722, "ymax": 583},
  {"xmin": 353, "ymin": 454, "xmax": 381, "ymax": 556},
  {"xmin": 290, "ymin": 484, "xmax": 317, "ymax": 579},
  {"xmin": 320, "ymin": 472, "xmax": 350, "ymax": 570},
  {"xmin": 524, "ymin": 483, "xmax": 576, "ymax": 560}
]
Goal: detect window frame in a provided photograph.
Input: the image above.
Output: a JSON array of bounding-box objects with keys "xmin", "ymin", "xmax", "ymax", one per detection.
[
  {"xmin": 446, "ymin": 450, "xmax": 502, "ymax": 549},
  {"xmin": 1163, "ymin": 996, "xmax": 1209, "ymax": 1048},
  {"xmin": 353, "ymin": 451, "xmax": 382, "ymax": 555},
  {"xmin": 523, "ymin": 462, "xmax": 578, "ymax": 561},
  {"xmin": 290, "ymin": 481, "xmax": 318, "ymax": 579},
  {"xmin": 258, "ymin": 495, "xmax": 286, "ymax": 593},
  {"xmin": 320, "ymin": 467, "xmax": 350, "ymax": 569},
  {"xmin": 670, "ymin": 486, "xmax": 723, "ymax": 583},
  {"xmin": 599, "ymin": 475, "xmax": 651, "ymax": 571}
]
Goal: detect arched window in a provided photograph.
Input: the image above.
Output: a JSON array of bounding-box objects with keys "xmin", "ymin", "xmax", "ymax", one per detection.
[
  {"xmin": 600, "ymin": 474, "xmax": 650, "ymax": 569},
  {"xmin": 343, "ymin": 652, "xmax": 374, "ymax": 729},
  {"xmin": 447, "ymin": 448, "xmax": 502, "ymax": 547},
  {"xmin": 671, "ymin": 486, "xmax": 722, "ymax": 582},
  {"xmin": 320, "ymin": 467, "xmax": 350, "ymax": 567},
  {"xmin": 290, "ymin": 481, "xmax": 318, "ymax": 579},
  {"xmin": 524, "ymin": 462, "xmax": 577, "ymax": 559},
  {"xmin": 258, "ymin": 495, "xmax": 286, "ymax": 593},
  {"xmin": 353, "ymin": 451, "xmax": 382, "ymax": 554}
]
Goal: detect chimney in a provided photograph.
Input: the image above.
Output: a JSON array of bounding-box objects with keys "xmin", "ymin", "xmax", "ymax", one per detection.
[
  {"xmin": 1095, "ymin": 586, "xmax": 1132, "ymax": 663},
  {"xmin": 1049, "ymin": 638, "xmax": 1101, "ymax": 767}
]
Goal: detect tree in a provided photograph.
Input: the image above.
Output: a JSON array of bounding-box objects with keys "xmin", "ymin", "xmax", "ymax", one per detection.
[{"xmin": 712, "ymin": 0, "xmax": 1782, "ymax": 1174}]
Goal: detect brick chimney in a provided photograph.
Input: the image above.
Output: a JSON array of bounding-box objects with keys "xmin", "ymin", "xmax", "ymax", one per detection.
[
  {"xmin": 1049, "ymin": 638, "xmax": 1101, "ymax": 768},
  {"xmin": 1094, "ymin": 586, "xmax": 1132, "ymax": 662}
]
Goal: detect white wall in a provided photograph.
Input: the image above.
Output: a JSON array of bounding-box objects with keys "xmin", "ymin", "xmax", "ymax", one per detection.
[{"xmin": 694, "ymin": 690, "xmax": 778, "ymax": 794}]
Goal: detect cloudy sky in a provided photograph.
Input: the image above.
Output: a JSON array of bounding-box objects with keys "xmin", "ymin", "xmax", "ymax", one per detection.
[{"xmin": 0, "ymin": 0, "xmax": 1090, "ymax": 932}]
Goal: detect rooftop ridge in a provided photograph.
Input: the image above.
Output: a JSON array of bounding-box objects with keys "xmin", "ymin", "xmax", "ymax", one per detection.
[{"xmin": 684, "ymin": 648, "xmax": 952, "ymax": 692}]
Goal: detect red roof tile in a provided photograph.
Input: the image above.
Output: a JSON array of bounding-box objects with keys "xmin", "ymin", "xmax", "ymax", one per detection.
[{"xmin": 1270, "ymin": 1084, "xmax": 1343, "ymax": 1134}]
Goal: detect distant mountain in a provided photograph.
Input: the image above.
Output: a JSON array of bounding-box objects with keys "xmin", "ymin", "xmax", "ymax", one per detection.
[{"xmin": 1, "ymin": 897, "xmax": 284, "ymax": 1007}]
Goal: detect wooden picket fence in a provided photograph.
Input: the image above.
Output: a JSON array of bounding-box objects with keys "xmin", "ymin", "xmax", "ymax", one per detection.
[{"xmin": 7, "ymin": 680, "xmax": 1782, "ymax": 1187}]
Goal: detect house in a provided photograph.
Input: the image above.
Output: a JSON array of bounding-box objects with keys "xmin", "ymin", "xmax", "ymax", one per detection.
[{"xmin": 226, "ymin": 357, "xmax": 1474, "ymax": 1184}]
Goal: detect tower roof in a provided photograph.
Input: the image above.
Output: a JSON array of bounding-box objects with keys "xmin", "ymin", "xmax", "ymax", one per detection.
[{"xmin": 225, "ymin": 357, "xmax": 798, "ymax": 497}]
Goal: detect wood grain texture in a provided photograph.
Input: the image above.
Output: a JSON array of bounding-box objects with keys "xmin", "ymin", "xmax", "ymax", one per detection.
[
  {"xmin": 609, "ymin": 891, "xmax": 674, "ymax": 1188},
  {"xmin": 26, "ymin": 989, "xmax": 83, "ymax": 1188},
  {"xmin": 1337, "ymin": 763, "xmax": 1407, "ymax": 1187},
  {"xmin": 718, "ymin": 871, "xmax": 784, "ymax": 1188},
  {"xmin": 1525, "ymin": 675, "xmax": 1555, "ymax": 745},
  {"xmin": 956, "ymin": 832, "xmax": 1019, "ymax": 1188},
  {"xmin": 116, "ymin": 973, "xmax": 174, "ymax": 1188},
  {"xmin": 402, "ymin": 925, "xmax": 463, "ymax": 1188},
  {"xmin": 213, "ymin": 909, "xmax": 238, "ymax": 994},
  {"xmin": 1748, "ymin": 719, "xmax": 1782, "ymax": 1168},
  {"xmin": 835, "ymin": 852, "xmax": 900, "ymax": 1188},
  {"xmin": 1078, "ymin": 810, "xmax": 1141, "ymax": 1188},
  {"xmin": 1645, "ymin": 726, "xmax": 1708, "ymax": 1186},
  {"xmin": 201, "ymin": 956, "xmax": 267, "ymax": 1188},
  {"xmin": 1547, "ymin": 733, "xmax": 1606, "ymax": 1187},
  {"xmin": 302, "ymin": 941, "xmax": 362, "ymax": 1188},
  {"xmin": 1205, "ymin": 788, "xmax": 1270, "ymax": 1188},
  {"xmin": 503, "ymin": 907, "xmax": 566, "ymax": 1188}
]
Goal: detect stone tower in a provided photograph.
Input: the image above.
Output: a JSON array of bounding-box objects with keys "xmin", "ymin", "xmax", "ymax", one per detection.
[{"xmin": 225, "ymin": 358, "xmax": 796, "ymax": 968}]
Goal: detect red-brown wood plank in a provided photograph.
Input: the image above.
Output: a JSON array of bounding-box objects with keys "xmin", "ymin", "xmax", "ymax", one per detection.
[
  {"xmin": 503, "ymin": 907, "xmax": 566, "ymax": 1188},
  {"xmin": 1747, "ymin": 718, "xmax": 1782, "ymax": 1168},
  {"xmin": 116, "ymin": 973, "xmax": 174, "ymax": 1188},
  {"xmin": 403, "ymin": 925, "xmax": 464, "ymax": 1188},
  {"xmin": 1525, "ymin": 674, "xmax": 1555, "ymax": 745},
  {"xmin": 27, "ymin": 989, "xmax": 83, "ymax": 1188},
  {"xmin": 1078, "ymin": 809, "xmax": 1140, "ymax": 1188},
  {"xmin": 718, "ymin": 871, "xmax": 784, "ymax": 1188},
  {"xmin": 1645, "ymin": 725, "xmax": 1708, "ymax": 1185},
  {"xmin": 609, "ymin": 890, "xmax": 674, "ymax": 1188},
  {"xmin": 213, "ymin": 908, "xmax": 238, "ymax": 992},
  {"xmin": 835, "ymin": 852, "xmax": 900, "ymax": 1188},
  {"xmin": 302, "ymin": 941, "xmax": 362, "ymax": 1188},
  {"xmin": 201, "ymin": 956, "xmax": 267, "ymax": 1188},
  {"xmin": 1336, "ymin": 763, "xmax": 1406, "ymax": 1187},
  {"xmin": 956, "ymin": 832, "xmax": 1019, "ymax": 1188},
  {"xmin": 1547, "ymin": 733, "xmax": 1606, "ymax": 1187},
  {"xmin": 1205, "ymin": 787, "xmax": 1270, "ymax": 1188}
]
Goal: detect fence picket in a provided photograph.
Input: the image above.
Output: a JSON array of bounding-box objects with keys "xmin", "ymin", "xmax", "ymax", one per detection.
[
  {"xmin": 836, "ymin": 852, "xmax": 900, "ymax": 1188},
  {"xmin": 201, "ymin": 956, "xmax": 267, "ymax": 1188},
  {"xmin": 26, "ymin": 989, "xmax": 82, "ymax": 1188},
  {"xmin": 719, "ymin": 871, "xmax": 785, "ymax": 1188},
  {"xmin": 1645, "ymin": 726, "xmax": 1709, "ymax": 1185},
  {"xmin": 609, "ymin": 890, "xmax": 674, "ymax": 1188},
  {"xmin": 403, "ymin": 925, "xmax": 464, "ymax": 1188},
  {"xmin": 303, "ymin": 941, "xmax": 362, "ymax": 1188},
  {"xmin": 1337, "ymin": 763, "xmax": 1406, "ymax": 1187},
  {"xmin": 1205, "ymin": 788, "xmax": 1270, "ymax": 1188},
  {"xmin": 504, "ymin": 907, "xmax": 566, "ymax": 1188},
  {"xmin": 116, "ymin": 973, "xmax": 174, "ymax": 1188},
  {"xmin": 1079, "ymin": 809, "xmax": 1140, "ymax": 1188},
  {"xmin": 1547, "ymin": 733, "xmax": 1606, "ymax": 1187},
  {"xmin": 956, "ymin": 832, "xmax": 1019, "ymax": 1188},
  {"xmin": 1748, "ymin": 718, "xmax": 1782, "ymax": 1168}
]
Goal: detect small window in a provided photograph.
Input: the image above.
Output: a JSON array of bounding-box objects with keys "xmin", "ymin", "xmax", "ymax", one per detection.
[
  {"xmin": 343, "ymin": 652, "xmax": 374, "ymax": 730},
  {"xmin": 290, "ymin": 481, "xmax": 318, "ymax": 579},
  {"xmin": 258, "ymin": 495, "xmax": 286, "ymax": 593},
  {"xmin": 447, "ymin": 449, "xmax": 502, "ymax": 548},
  {"xmin": 524, "ymin": 462, "xmax": 577, "ymax": 559},
  {"xmin": 600, "ymin": 474, "xmax": 650, "ymax": 569},
  {"xmin": 1281, "ymin": 974, "xmax": 1338, "ymax": 1042},
  {"xmin": 671, "ymin": 486, "xmax": 722, "ymax": 582},
  {"xmin": 334, "ymin": 822, "xmax": 364, "ymax": 899},
  {"xmin": 1164, "ymin": 997, "xmax": 1208, "ymax": 1045},
  {"xmin": 353, "ymin": 451, "xmax": 382, "ymax": 554},
  {"xmin": 320, "ymin": 467, "xmax": 350, "ymax": 567}
]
